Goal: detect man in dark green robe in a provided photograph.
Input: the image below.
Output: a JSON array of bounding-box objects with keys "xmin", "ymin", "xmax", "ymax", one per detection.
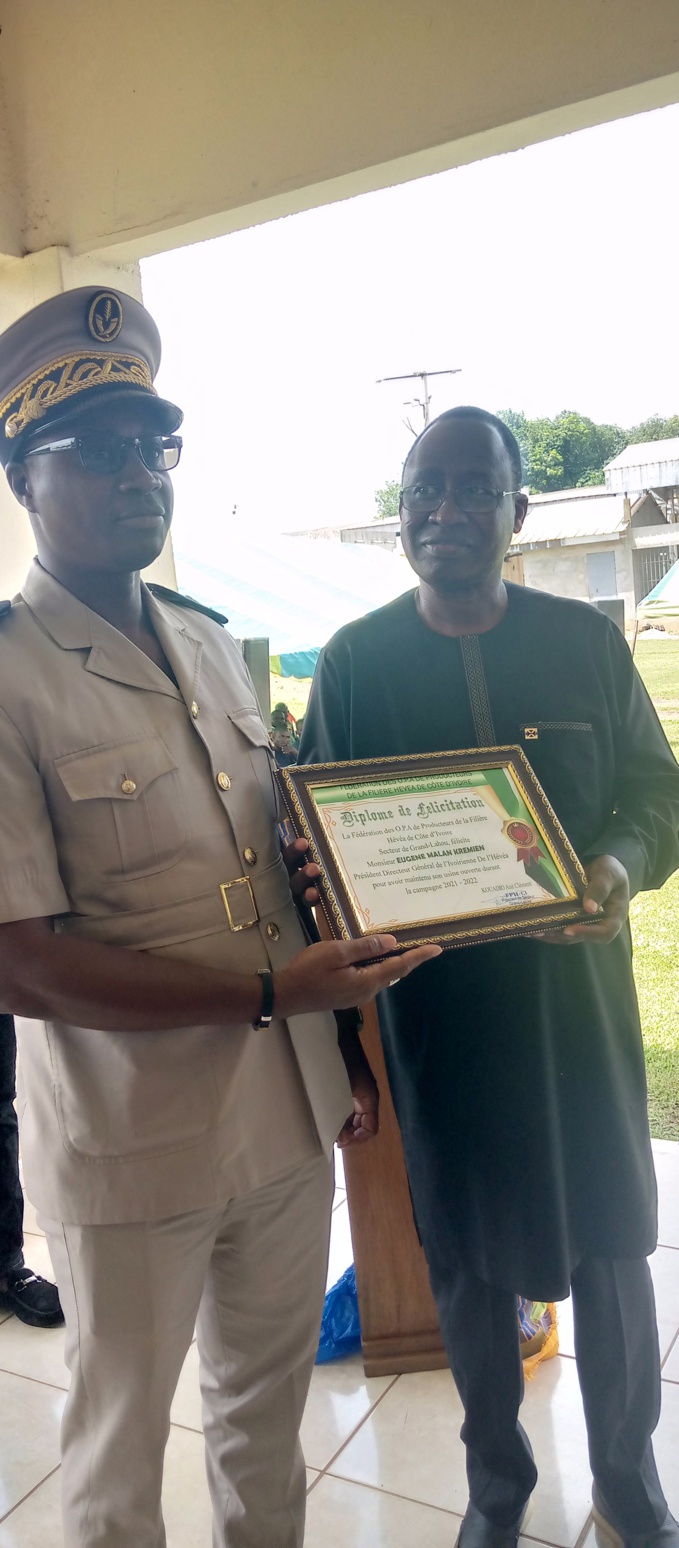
[{"xmin": 299, "ymin": 408, "xmax": 679, "ymax": 1548}]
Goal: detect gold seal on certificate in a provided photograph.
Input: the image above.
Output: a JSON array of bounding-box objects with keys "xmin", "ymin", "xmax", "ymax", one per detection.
[{"xmin": 277, "ymin": 747, "xmax": 590, "ymax": 950}]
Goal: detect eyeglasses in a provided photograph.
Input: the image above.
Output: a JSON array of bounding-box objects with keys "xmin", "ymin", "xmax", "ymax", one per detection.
[
  {"xmin": 23, "ymin": 432, "xmax": 183, "ymax": 476},
  {"xmin": 401, "ymin": 481, "xmax": 520, "ymax": 516}
]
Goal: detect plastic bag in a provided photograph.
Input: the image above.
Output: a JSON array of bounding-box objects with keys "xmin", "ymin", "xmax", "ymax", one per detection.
[
  {"xmin": 316, "ymin": 1264, "xmax": 362, "ymax": 1364},
  {"xmin": 315, "ymin": 1269, "xmax": 558, "ymax": 1374},
  {"xmin": 518, "ymin": 1298, "xmax": 559, "ymax": 1379}
]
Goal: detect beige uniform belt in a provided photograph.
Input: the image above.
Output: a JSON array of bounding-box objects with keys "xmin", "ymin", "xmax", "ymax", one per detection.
[{"xmin": 56, "ymin": 859, "xmax": 293, "ymax": 952}]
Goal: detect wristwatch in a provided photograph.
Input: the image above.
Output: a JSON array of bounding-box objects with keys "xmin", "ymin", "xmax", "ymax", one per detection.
[{"xmin": 252, "ymin": 968, "xmax": 275, "ymax": 1029}]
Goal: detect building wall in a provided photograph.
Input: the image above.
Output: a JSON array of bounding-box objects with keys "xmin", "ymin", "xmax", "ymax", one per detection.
[
  {"xmin": 631, "ymin": 493, "xmax": 666, "ymax": 528},
  {"xmin": 0, "ymin": 2, "xmax": 677, "ymax": 262},
  {"xmin": 522, "ymin": 539, "xmax": 635, "ymax": 627}
]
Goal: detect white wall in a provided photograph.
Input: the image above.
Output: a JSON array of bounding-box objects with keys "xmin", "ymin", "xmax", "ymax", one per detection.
[{"xmin": 522, "ymin": 540, "xmax": 635, "ymax": 627}]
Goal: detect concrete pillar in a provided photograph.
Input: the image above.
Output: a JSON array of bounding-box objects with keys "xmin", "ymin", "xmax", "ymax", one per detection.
[{"xmin": 0, "ymin": 246, "xmax": 177, "ymax": 598}]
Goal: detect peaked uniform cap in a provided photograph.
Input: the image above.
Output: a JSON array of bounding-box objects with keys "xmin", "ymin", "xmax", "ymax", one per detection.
[{"xmin": 0, "ymin": 286, "xmax": 182, "ymax": 464}]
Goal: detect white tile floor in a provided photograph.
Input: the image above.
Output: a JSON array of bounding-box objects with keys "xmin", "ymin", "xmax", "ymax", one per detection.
[{"xmin": 0, "ymin": 1140, "xmax": 677, "ymax": 1546}]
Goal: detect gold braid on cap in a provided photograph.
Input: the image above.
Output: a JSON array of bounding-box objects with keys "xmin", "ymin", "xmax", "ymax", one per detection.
[{"xmin": 1, "ymin": 351, "xmax": 154, "ymax": 439}]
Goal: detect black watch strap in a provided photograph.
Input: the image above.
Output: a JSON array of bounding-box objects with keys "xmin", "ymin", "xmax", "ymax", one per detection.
[{"xmin": 252, "ymin": 968, "xmax": 275, "ymax": 1029}]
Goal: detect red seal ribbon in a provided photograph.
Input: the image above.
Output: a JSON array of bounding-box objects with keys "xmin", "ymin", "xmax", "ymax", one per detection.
[{"xmin": 502, "ymin": 818, "xmax": 545, "ymax": 864}]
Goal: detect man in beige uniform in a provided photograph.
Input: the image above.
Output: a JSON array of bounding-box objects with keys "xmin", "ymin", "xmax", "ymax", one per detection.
[{"xmin": 0, "ymin": 287, "xmax": 437, "ymax": 1547}]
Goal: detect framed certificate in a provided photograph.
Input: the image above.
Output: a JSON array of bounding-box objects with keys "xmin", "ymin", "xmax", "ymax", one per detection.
[{"xmin": 277, "ymin": 747, "xmax": 590, "ymax": 950}]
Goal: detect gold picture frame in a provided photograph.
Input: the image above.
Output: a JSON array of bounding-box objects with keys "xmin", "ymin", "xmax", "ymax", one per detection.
[{"xmin": 277, "ymin": 746, "xmax": 590, "ymax": 951}]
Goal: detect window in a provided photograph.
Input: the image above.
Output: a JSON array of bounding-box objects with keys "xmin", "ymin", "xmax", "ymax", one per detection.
[{"xmin": 633, "ymin": 545, "xmax": 679, "ymax": 604}]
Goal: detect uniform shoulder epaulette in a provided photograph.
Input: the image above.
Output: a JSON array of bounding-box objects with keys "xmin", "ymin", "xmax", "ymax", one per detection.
[
  {"xmin": 146, "ymin": 584, "xmax": 228, "ymax": 627},
  {"xmin": 0, "ymin": 600, "xmax": 11, "ymax": 619}
]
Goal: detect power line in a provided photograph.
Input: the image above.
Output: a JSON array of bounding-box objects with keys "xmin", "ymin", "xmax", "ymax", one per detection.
[{"xmin": 376, "ymin": 368, "xmax": 461, "ymax": 431}]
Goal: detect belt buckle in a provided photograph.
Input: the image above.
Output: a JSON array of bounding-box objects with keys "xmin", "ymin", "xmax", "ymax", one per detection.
[{"xmin": 220, "ymin": 876, "xmax": 259, "ymax": 931}]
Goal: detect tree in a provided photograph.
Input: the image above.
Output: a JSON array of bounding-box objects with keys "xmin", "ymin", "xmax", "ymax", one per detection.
[
  {"xmin": 522, "ymin": 416, "xmax": 565, "ymax": 492},
  {"xmin": 497, "ymin": 409, "xmax": 627, "ymax": 493},
  {"xmin": 496, "ymin": 409, "xmax": 532, "ymax": 487},
  {"xmin": 375, "ymin": 480, "xmax": 401, "ymax": 520},
  {"xmin": 626, "ymin": 415, "xmax": 679, "ymax": 445},
  {"xmin": 577, "ymin": 466, "xmax": 610, "ymax": 487},
  {"xmin": 379, "ymin": 411, "xmax": 679, "ymax": 506}
]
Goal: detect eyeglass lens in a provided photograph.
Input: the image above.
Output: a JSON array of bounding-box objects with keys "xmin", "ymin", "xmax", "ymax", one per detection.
[
  {"xmin": 78, "ymin": 434, "xmax": 181, "ymax": 474},
  {"xmin": 402, "ymin": 482, "xmax": 506, "ymax": 515}
]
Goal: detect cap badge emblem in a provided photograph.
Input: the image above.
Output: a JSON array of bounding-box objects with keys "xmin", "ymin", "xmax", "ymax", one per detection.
[{"xmin": 87, "ymin": 292, "xmax": 123, "ymax": 343}]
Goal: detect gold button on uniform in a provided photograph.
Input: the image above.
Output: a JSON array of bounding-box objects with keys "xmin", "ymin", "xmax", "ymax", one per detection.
[
  {"xmin": 266, "ymin": 923, "xmax": 280, "ymax": 941},
  {"xmin": 216, "ymin": 772, "xmax": 231, "ymax": 791},
  {"xmin": 121, "ymin": 778, "xmax": 136, "ymax": 795},
  {"xmin": 191, "ymin": 702, "xmax": 199, "ymax": 719},
  {"xmin": 243, "ymin": 847, "xmax": 257, "ymax": 866}
]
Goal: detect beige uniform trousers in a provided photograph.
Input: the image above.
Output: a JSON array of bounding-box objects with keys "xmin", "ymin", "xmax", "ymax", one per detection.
[{"xmin": 42, "ymin": 1154, "xmax": 334, "ymax": 1548}]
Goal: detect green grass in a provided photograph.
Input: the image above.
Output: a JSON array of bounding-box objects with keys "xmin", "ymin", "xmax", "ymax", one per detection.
[{"xmin": 630, "ymin": 638, "xmax": 679, "ymax": 1138}]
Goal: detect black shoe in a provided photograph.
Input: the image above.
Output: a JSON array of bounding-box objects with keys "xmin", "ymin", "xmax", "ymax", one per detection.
[
  {"xmin": 455, "ymin": 1499, "xmax": 532, "ymax": 1548},
  {"xmin": 592, "ymin": 1483, "xmax": 679, "ymax": 1548},
  {"xmin": 0, "ymin": 1266, "xmax": 65, "ymax": 1328}
]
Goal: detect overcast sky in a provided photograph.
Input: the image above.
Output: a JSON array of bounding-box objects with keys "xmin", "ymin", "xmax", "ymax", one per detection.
[{"xmin": 142, "ymin": 102, "xmax": 679, "ymax": 548}]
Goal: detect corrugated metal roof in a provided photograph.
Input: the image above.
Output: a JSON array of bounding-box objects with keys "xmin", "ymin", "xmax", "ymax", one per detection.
[
  {"xmin": 631, "ymin": 523, "xmax": 679, "ymax": 550},
  {"xmin": 606, "ymin": 438, "xmax": 679, "ymax": 469},
  {"xmin": 526, "ymin": 485, "xmax": 610, "ymax": 503},
  {"xmin": 287, "ymin": 516, "xmax": 391, "ymax": 536},
  {"xmin": 605, "ymin": 438, "xmax": 679, "ymax": 494},
  {"xmin": 511, "ymin": 491, "xmax": 627, "ymax": 546},
  {"xmin": 295, "ymin": 489, "xmax": 629, "ymax": 548}
]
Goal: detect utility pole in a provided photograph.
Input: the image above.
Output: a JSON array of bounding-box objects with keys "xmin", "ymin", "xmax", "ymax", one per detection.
[{"xmin": 376, "ymin": 368, "xmax": 461, "ymax": 432}]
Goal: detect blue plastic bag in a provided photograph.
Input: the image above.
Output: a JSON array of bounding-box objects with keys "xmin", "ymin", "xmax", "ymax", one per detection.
[{"xmin": 316, "ymin": 1264, "xmax": 362, "ymax": 1363}]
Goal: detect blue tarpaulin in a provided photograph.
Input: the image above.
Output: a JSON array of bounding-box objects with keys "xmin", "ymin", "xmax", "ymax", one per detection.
[
  {"xmin": 174, "ymin": 532, "xmax": 410, "ymax": 658},
  {"xmin": 270, "ymin": 649, "xmax": 321, "ymax": 679}
]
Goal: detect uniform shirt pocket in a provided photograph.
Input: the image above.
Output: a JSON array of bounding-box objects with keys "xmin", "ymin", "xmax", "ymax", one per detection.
[
  {"xmin": 45, "ymin": 1021, "xmax": 216, "ymax": 1160},
  {"xmin": 54, "ymin": 736, "xmax": 189, "ymax": 880},
  {"xmin": 227, "ymin": 706, "xmax": 281, "ymax": 819}
]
